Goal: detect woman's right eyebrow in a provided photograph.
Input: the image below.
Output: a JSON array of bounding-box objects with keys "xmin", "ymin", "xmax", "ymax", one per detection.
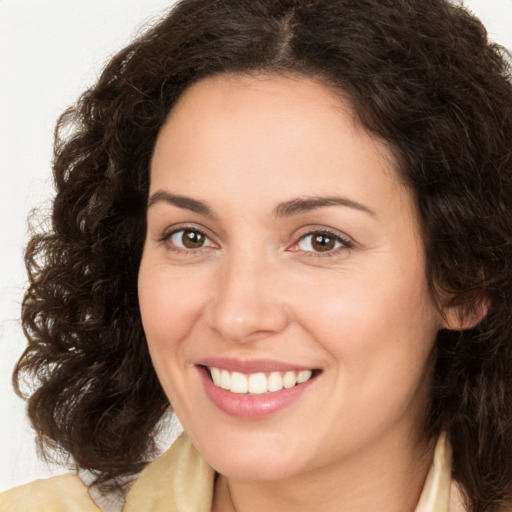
[
  {"xmin": 147, "ymin": 190, "xmax": 216, "ymax": 218},
  {"xmin": 147, "ymin": 190, "xmax": 376, "ymax": 219}
]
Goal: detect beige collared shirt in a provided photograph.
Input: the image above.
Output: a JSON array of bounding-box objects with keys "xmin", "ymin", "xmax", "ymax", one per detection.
[{"xmin": 0, "ymin": 432, "xmax": 464, "ymax": 512}]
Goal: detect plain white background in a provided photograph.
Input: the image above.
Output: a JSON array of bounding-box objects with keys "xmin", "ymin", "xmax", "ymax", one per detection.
[{"xmin": 1, "ymin": 0, "xmax": 511, "ymax": 493}]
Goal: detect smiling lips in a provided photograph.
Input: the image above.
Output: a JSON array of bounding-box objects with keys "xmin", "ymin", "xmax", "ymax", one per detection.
[
  {"xmin": 197, "ymin": 359, "xmax": 319, "ymax": 419},
  {"xmin": 208, "ymin": 367, "xmax": 313, "ymax": 394}
]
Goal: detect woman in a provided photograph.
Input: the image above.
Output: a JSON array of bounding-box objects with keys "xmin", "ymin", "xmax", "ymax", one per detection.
[{"xmin": 2, "ymin": 0, "xmax": 512, "ymax": 511}]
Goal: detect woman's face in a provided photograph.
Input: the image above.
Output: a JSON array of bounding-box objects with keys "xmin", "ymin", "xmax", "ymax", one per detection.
[{"xmin": 138, "ymin": 74, "xmax": 445, "ymax": 481}]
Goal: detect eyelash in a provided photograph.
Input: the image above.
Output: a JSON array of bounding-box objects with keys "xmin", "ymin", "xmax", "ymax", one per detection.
[
  {"xmin": 292, "ymin": 228, "xmax": 353, "ymax": 258},
  {"xmin": 158, "ymin": 225, "xmax": 217, "ymax": 256},
  {"xmin": 157, "ymin": 225, "xmax": 353, "ymax": 257}
]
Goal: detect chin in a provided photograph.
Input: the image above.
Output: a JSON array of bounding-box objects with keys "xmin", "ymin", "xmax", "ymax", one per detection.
[
  {"xmin": 197, "ymin": 432, "xmax": 307, "ymax": 482},
  {"xmin": 213, "ymin": 457, "xmax": 301, "ymax": 482}
]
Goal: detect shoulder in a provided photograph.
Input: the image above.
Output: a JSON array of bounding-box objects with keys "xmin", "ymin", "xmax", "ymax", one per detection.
[
  {"xmin": 123, "ymin": 433, "xmax": 215, "ymax": 512},
  {"xmin": 0, "ymin": 473, "xmax": 100, "ymax": 512},
  {"xmin": 0, "ymin": 434, "xmax": 214, "ymax": 512}
]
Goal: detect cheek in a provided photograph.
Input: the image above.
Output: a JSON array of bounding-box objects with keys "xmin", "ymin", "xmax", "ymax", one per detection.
[
  {"xmin": 293, "ymin": 273, "xmax": 439, "ymax": 448},
  {"xmin": 138, "ymin": 266, "xmax": 212, "ymax": 420},
  {"xmin": 138, "ymin": 265, "xmax": 207, "ymax": 361},
  {"xmin": 293, "ymin": 265, "xmax": 439, "ymax": 391}
]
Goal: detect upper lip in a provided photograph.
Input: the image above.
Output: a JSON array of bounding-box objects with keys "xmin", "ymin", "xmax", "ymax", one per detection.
[{"xmin": 197, "ymin": 357, "xmax": 317, "ymax": 374}]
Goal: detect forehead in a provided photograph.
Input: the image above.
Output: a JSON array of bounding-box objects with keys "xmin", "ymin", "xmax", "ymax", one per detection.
[
  {"xmin": 169, "ymin": 73, "xmax": 350, "ymax": 123},
  {"xmin": 153, "ymin": 74, "xmax": 396, "ymax": 178},
  {"xmin": 149, "ymin": 73, "xmax": 415, "ymax": 226}
]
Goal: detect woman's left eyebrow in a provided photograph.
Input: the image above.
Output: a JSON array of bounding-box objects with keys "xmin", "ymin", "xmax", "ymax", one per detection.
[
  {"xmin": 147, "ymin": 191, "xmax": 375, "ymax": 219},
  {"xmin": 274, "ymin": 196, "xmax": 377, "ymax": 218}
]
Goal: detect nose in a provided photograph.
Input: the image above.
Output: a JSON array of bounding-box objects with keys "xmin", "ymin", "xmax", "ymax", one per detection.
[{"xmin": 205, "ymin": 251, "xmax": 290, "ymax": 343}]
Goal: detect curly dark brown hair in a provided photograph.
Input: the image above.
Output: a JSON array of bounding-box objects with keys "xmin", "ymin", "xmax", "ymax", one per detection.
[{"xmin": 14, "ymin": 0, "xmax": 512, "ymax": 509}]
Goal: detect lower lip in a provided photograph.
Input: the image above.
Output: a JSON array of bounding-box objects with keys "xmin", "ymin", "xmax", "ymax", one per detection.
[{"xmin": 198, "ymin": 367, "xmax": 317, "ymax": 420}]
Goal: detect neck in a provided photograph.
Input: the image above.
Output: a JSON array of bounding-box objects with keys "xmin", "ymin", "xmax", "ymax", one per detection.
[{"xmin": 212, "ymin": 429, "xmax": 435, "ymax": 512}]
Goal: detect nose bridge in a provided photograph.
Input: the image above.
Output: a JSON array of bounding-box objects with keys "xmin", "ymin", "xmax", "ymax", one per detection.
[{"xmin": 206, "ymin": 245, "xmax": 288, "ymax": 343}]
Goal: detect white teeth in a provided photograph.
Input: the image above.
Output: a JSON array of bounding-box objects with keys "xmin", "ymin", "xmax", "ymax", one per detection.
[
  {"xmin": 267, "ymin": 372, "xmax": 284, "ymax": 392},
  {"xmin": 297, "ymin": 370, "xmax": 312, "ymax": 383},
  {"xmin": 230, "ymin": 372, "xmax": 248, "ymax": 394},
  {"xmin": 283, "ymin": 371, "xmax": 297, "ymax": 389},
  {"xmin": 210, "ymin": 367, "xmax": 221, "ymax": 386},
  {"xmin": 207, "ymin": 367, "xmax": 314, "ymax": 394},
  {"xmin": 248, "ymin": 373, "xmax": 267, "ymax": 394},
  {"xmin": 220, "ymin": 369, "xmax": 231, "ymax": 390}
]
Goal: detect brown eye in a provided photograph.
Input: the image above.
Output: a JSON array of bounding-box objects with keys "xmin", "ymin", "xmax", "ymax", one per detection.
[
  {"xmin": 181, "ymin": 229, "xmax": 205, "ymax": 248},
  {"xmin": 311, "ymin": 234, "xmax": 336, "ymax": 252},
  {"xmin": 297, "ymin": 231, "xmax": 346, "ymax": 253},
  {"xmin": 168, "ymin": 228, "xmax": 214, "ymax": 250}
]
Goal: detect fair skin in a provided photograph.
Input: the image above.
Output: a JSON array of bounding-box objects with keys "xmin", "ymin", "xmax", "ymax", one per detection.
[{"xmin": 138, "ymin": 74, "xmax": 450, "ymax": 512}]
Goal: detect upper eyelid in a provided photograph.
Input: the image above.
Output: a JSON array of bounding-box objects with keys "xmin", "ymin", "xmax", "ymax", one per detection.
[
  {"xmin": 293, "ymin": 225, "xmax": 353, "ymax": 244},
  {"xmin": 154, "ymin": 222, "xmax": 354, "ymax": 249},
  {"xmin": 158, "ymin": 226, "xmax": 218, "ymax": 254},
  {"xmin": 168, "ymin": 227, "xmax": 214, "ymax": 241},
  {"xmin": 157, "ymin": 223, "xmax": 215, "ymax": 241},
  {"xmin": 298, "ymin": 232, "xmax": 348, "ymax": 244},
  {"xmin": 290, "ymin": 231, "xmax": 354, "ymax": 261}
]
